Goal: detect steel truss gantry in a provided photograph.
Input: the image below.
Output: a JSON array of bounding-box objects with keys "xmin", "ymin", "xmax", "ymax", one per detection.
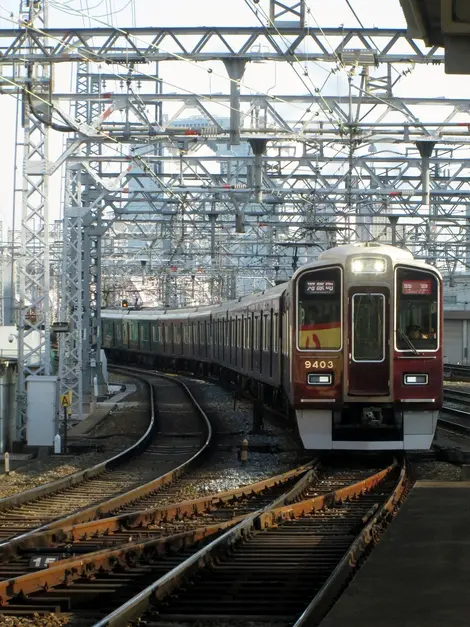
[{"xmin": 2, "ymin": 0, "xmax": 470, "ymax": 426}]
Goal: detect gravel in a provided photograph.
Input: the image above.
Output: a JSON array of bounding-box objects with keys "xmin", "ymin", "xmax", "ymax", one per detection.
[
  {"xmin": 411, "ymin": 460, "xmax": 463, "ymax": 481},
  {"xmin": 0, "ymin": 374, "xmax": 149, "ymax": 500},
  {"xmin": 146, "ymin": 622, "xmax": 289, "ymax": 627},
  {"xmin": 174, "ymin": 376, "xmax": 309, "ymax": 496},
  {"xmin": 444, "ymin": 381, "xmax": 470, "ymax": 389},
  {"xmin": 0, "ymin": 616, "xmax": 70, "ymax": 626}
]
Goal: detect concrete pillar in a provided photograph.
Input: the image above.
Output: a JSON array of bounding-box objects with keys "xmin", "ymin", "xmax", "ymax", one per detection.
[{"xmin": 223, "ymin": 60, "xmax": 247, "ymax": 146}]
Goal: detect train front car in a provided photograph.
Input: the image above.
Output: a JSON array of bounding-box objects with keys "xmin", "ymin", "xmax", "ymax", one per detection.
[{"xmin": 291, "ymin": 243, "xmax": 442, "ymax": 450}]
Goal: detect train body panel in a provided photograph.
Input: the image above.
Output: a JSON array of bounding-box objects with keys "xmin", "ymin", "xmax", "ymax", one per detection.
[{"xmin": 102, "ymin": 242, "xmax": 443, "ymax": 451}]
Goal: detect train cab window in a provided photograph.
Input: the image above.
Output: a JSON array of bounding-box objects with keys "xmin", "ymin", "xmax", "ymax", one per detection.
[
  {"xmin": 297, "ymin": 267, "xmax": 342, "ymax": 351},
  {"xmin": 352, "ymin": 293, "xmax": 385, "ymax": 362},
  {"xmin": 396, "ymin": 268, "xmax": 439, "ymax": 351}
]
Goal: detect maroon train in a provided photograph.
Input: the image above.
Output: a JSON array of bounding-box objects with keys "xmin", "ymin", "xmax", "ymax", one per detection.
[{"xmin": 102, "ymin": 242, "xmax": 443, "ymax": 450}]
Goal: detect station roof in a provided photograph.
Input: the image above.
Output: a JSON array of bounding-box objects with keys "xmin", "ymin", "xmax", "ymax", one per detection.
[
  {"xmin": 399, "ymin": 0, "xmax": 442, "ymax": 46},
  {"xmin": 400, "ymin": 0, "xmax": 470, "ymax": 73}
]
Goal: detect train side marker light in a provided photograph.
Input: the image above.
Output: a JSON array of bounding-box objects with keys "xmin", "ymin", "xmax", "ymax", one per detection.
[
  {"xmin": 308, "ymin": 373, "xmax": 332, "ymax": 385},
  {"xmin": 404, "ymin": 374, "xmax": 428, "ymax": 385}
]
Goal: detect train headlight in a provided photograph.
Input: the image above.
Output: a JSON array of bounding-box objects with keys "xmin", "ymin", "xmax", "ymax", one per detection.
[
  {"xmin": 308, "ymin": 373, "xmax": 333, "ymax": 385},
  {"xmin": 404, "ymin": 374, "xmax": 428, "ymax": 385},
  {"xmin": 351, "ymin": 257, "xmax": 386, "ymax": 273},
  {"xmin": 374, "ymin": 259, "xmax": 386, "ymax": 272},
  {"xmin": 351, "ymin": 259, "xmax": 364, "ymax": 273}
]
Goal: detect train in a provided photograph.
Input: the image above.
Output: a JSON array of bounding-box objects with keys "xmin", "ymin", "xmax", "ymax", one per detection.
[{"xmin": 102, "ymin": 242, "xmax": 443, "ymax": 451}]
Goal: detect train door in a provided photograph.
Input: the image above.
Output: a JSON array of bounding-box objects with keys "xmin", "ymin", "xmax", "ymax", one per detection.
[{"xmin": 348, "ymin": 288, "xmax": 390, "ymax": 395}]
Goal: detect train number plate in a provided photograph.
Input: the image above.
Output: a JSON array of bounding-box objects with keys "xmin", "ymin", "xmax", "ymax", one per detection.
[{"xmin": 304, "ymin": 360, "xmax": 334, "ymax": 369}]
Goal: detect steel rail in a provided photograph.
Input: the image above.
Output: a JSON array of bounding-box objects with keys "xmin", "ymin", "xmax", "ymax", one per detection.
[
  {"xmin": 292, "ymin": 460, "xmax": 408, "ymax": 626},
  {"xmin": 3, "ymin": 461, "xmax": 317, "ymax": 557},
  {"xmin": 0, "ymin": 370, "xmax": 154, "ymax": 514},
  {"xmin": 0, "ymin": 463, "xmax": 317, "ymax": 607},
  {"xmin": 438, "ymin": 405, "xmax": 470, "ymax": 434},
  {"xmin": 0, "ymin": 370, "xmax": 213, "ymax": 558},
  {"xmin": 92, "ymin": 462, "xmax": 399, "ymax": 627}
]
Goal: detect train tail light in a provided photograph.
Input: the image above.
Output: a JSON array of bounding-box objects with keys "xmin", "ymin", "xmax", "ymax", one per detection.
[
  {"xmin": 308, "ymin": 373, "xmax": 333, "ymax": 385},
  {"xmin": 404, "ymin": 374, "xmax": 428, "ymax": 385}
]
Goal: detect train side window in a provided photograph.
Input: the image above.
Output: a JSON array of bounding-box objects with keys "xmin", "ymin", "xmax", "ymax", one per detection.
[
  {"xmin": 273, "ymin": 313, "xmax": 279, "ymax": 353},
  {"xmin": 129, "ymin": 321, "xmax": 138, "ymax": 342},
  {"xmin": 116, "ymin": 322, "xmax": 122, "ymax": 342},
  {"xmin": 282, "ymin": 310, "xmax": 289, "ymax": 355},
  {"xmin": 141, "ymin": 323, "xmax": 149, "ymax": 343}
]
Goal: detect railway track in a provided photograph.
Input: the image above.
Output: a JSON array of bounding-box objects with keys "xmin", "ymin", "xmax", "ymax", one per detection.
[
  {"xmin": 441, "ymin": 388, "xmax": 470, "ymax": 434},
  {"xmin": 0, "ymin": 462, "xmax": 315, "ymax": 579},
  {"xmin": 444, "ymin": 364, "xmax": 470, "ymax": 381},
  {"xmin": 0, "ymin": 458, "xmax": 405, "ymax": 626},
  {"xmin": 0, "ymin": 370, "xmax": 212, "ymax": 551}
]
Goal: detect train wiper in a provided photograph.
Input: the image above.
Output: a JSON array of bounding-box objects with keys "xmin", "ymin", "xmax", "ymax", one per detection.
[{"xmin": 398, "ymin": 328, "xmax": 418, "ymax": 355}]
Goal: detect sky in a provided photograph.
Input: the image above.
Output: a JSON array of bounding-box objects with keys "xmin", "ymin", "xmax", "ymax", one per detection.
[{"xmin": 0, "ymin": 0, "xmax": 470, "ymax": 232}]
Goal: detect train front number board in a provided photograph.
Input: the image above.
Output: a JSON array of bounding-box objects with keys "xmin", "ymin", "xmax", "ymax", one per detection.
[
  {"xmin": 304, "ymin": 280, "xmax": 335, "ymax": 295},
  {"xmin": 402, "ymin": 280, "xmax": 432, "ymax": 295},
  {"xmin": 305, "ymin": 360, "xmax": 334, "ymax": 369}
]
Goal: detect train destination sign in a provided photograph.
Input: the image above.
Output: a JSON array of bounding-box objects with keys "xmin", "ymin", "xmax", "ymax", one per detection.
[
  {"xmin": 402, "ymin": 280, "xmax": 432, "ymax": 295},
  {"xmin": 304, "ymin": 280, "xmax": 335, "ymax": 295}
]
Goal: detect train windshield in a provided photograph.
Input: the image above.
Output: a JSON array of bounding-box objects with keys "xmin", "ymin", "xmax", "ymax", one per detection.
[
  {"xmin": 297, "ymin": 267, "xmax": 341, "ymax": 351},
  {"xmin": 395, "ymin": 268, "xmax": 439, "ymax": 351}
]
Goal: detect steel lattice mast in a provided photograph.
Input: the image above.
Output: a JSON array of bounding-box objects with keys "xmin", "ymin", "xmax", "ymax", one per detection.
[{"xmin": 16, "ymin": 0, "xmax": 51, "ymax": 440}]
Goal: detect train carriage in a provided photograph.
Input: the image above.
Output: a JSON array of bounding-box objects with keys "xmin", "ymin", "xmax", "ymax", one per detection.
[
  {"xmin": 288, "ymin": 243, "xmax": 442, "ymax": 450},
  {"xmin": 102, "ymin": 242, "xmax": 443, "ymax": 451}
]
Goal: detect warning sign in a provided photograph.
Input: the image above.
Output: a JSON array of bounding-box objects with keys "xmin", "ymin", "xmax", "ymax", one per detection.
[{"xmin": 60, "ymin": 391, "xmax": 72, "ymax": 407}]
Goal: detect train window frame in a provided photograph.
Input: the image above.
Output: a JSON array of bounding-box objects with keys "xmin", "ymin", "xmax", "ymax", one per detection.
[
  {"xmin": 141, "ymin": 322, "xmax": 149, "ymax": 343},
  {"xmin": 351, "ymin": 292, "xmax": 386, "ymax": 363},
  {"xmin": 273, "ymin": 312, "xmax": 279, "ymax": 353},
  {"xmin": 129, "ymin": 320, "xmax": 138, "ymax": 343},
  {"xmin": 151, "ymin": 323, "xmax": 158, "ymax": 344},
  {"xmin": 296, "ymin": 265, "xmax": 343, "ymax": 353},
  {"xmin": 394, "ymin": 266, "xmax": 440, "ymax": 354}
]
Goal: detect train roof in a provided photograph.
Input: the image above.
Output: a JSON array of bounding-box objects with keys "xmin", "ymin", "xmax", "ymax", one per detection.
[
  {"xmin": 318, "ymin": 242, "xmax": 413, "ymax": 263},
  {"xmin": 292, "ymin": 242, "xmax": 442, "ymax": 280},
  {"xmin": 102, "ymin": 281, "xmax": 287, "ymax": 321}
]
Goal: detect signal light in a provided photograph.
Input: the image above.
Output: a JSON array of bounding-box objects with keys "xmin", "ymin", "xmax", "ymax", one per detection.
[{"xmin": 121, "ymin": 299, "xmax": 129, "ymax": 308}]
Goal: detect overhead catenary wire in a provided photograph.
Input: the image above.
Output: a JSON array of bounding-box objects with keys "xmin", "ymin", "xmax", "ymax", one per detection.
[{"xmin": 0, "ymin": 2, "xmax": 436, "ymax": 222}]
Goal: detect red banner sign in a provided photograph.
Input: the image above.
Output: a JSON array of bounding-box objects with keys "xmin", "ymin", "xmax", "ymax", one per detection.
[{"xmin": 402, "ymin": 280, "xmax": 432, "ymax": 295}]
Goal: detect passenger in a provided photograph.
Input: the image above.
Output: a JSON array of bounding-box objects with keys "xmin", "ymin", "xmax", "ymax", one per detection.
[{"xmin": 407, "ymin": 325, "xmax": 422, "ymax": 340}]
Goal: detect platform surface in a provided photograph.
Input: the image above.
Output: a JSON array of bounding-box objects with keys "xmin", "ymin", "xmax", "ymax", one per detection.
[{"xmin": 320, "ymin": 481, "xmax": 470, "ymax": 627}]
